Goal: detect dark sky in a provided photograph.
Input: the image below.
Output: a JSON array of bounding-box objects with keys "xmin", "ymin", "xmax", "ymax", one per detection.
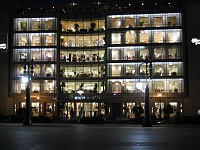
[
  {"xmin": 0, "ymin": 0, "xmax": 106, "ymax": 7},
  {"xmin": 0, "ymin": 0, "xmax": 125, "ymax": 12},
  {"xmin": 0, "ymin": 0, "xmax": 88, "ymax": 10}
]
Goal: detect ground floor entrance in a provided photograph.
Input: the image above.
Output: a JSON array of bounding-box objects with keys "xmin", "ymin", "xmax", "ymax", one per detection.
[{"xmin": 13, "ymin": 96, "xmax": 184, "ymax": 121}]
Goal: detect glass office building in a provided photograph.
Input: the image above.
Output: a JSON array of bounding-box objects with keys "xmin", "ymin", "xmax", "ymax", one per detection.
[{"xmin": 9, "ymin": 1, "xmax": 185, "ymax": 119}]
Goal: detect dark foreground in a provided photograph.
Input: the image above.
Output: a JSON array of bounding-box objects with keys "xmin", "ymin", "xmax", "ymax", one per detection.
[{"xmin": 0, "ymin": 123, "xmax": 200, "ymax": 150}]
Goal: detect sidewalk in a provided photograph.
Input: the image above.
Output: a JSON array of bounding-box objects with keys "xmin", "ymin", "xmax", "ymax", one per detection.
[{"xmin": 1, "ymin": 123, "xmax": 200, "ymax": 150}]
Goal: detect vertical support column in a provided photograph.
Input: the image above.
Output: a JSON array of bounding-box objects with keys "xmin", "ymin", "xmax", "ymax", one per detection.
[
  {"xmin": 23, "ymin": 81, "xmax": 31, "ymax": 126},
  {"xmin": 142, "ymin": 84, "xmax": 152, "ymax": 127}
]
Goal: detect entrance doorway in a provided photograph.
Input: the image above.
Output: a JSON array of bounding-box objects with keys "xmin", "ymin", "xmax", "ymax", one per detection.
[{"xmin": 112, "ymin": 103, "xmax": 122, "ymax": 117}]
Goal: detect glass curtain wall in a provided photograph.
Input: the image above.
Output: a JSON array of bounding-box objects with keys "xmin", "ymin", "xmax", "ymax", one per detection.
[
  {"xmin": 59, "ymin": 17, "xmax": 106, "ymax": 117},
  {"xmin": 107, "ymin": 13, "xmax": 184, "ymax": 97},
  {"xmin": 12, "ymin": 17, "xmax": 57, "ymax": 117}
]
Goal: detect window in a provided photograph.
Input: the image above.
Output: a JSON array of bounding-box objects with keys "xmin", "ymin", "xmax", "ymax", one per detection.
[
  {"xmin": 111, "ymin": 49, "xmax": 121, "ymax": 60},
  {"xmin": 44, "ymin": 64, "xmax": 54, "ymax": 77},
  {"xmin": 20, "ymin": 21, "xmax": 27, "ymax": 31},
  {"xmin": 154, "ymin": 64, "xmax": 164, "ymax": 76},
  {"xmin": 14, "ymin": 64, "xmax": 24, "ymax": 77},
  {"xmin": 127, "ymin": 103, "xmax": 135, "ymax": 114},
  {"xmin": 154, "ymin": 81, "xmax": 164, "ymax": 92},
  {"xmin": 45, "ymin": 35, "xmax": 54, "ymax": 46},
  {"xmin": 139, "ymin": 30, "xmax": 149, "ymax": 43},
  {"xmin": 167, "ymin": 16, "xmax": 176, "ymax": 26},
  {"xmin": 60, "ymin": 49, "xmax": 104, "ymax": 62},
  {"xmin": 169, "ymin": 81, "xmax": 178, "ymax": 92},
  {"xmin": 14, "ymin": 17, "xmax": 56, "ymax": 31},
  {"xmin": 31, "ymin": 82, "xmax": 40, "ymax": 93},
  {"xmin": 33, "ymin": 65, "xmax": 40, "ymax": 77},
  {"xmin": 139, "ymin": 48, "xmax": 149, "ymax": 60},
  {"xmin": 155, "ymin": 102, "xmax": 164, "ymax": 118},
  {"xmin": 139, "ymin": 17, "xmax": 149, "ymax": 27},
  {"xmin": 153, "ymin": 30, "xmax": 164, "ymax": 43},
  {"xmin": 45, "ymin": 21, "xmax": 54, "ymax": 30},
  {"xmin": 124, "ymin": 48, "xmax": 136, "ymax": 60},
  {"xmin": 20, "ymin": 52, "xmax": 27, "ymax": 61},
  {"xmin": 111, "ymin": 17, "xmax": 121, "ymax": 28},
  {"xmin": 15, "ymin": 34, "xmax": 28, "ymax": 46},
  {"xmin": 31, "ymin": 49, "xmax": 41, "ymax": 61},
  {"xmin": 31, "ymin": 21, "xmax": 40, "ymax": 31},
  {"xmin": 169, "ymin": 102, "xmax": 177, "ymax": 117},
  {"xmin": 125, "ymin": 64, "xmax": 136, "ymax": 76},
  {"xmin": 111, "ymin": 64, "xmax": 121, "ymax": 76},
  {"xmin": 32, "ymin": 102, "xmax": 39, "ymax": 116},
  {"xmin": 124, "ymin": 15, "xmax": 135, "ymax": 28},
  {"xmin": 139, "ymin": 64, "xmax": 147, "ymax": 76},
  {"xmin": 168, "ymin": 48, "xmax": 178, "ymax": 59},
  {"xmin": 153, "ymin": 16, "xmax": 163, "ymax": 27},
  {"xmin": 168, "ymin": 63, "xmax": 179, "ymax": 76},
  {"xmin": 46, "ymin": 103, "xmax": 53, "ymax": 114},
  {"xmin": 61, "ymin": 35, "xmax": 104, "ymax": 47},
  {"xmin": 111, "ymin": 33, "xmax": 121, "ymax": 44},
  {"xmin": 125, "ymin": 81, "xmax": 135, "ymax": 93},
  {"xmin": 32, "ymin": 35, "xmax": 41, "ymax": 46},
  {"xmin": 154, "ymin": 48, "xmax": 165, "ymax": 59},
  {"xmin": 98, "ymin": 20, "xmax": 105, "ymax": 30},
  {"xmin": 61, "ymin": 19, "xmax": 105, "ymax": 32},
  {"xmin": 165, "ymin": 79, "xmax": 184, "ymax": 93},
  {"xmin": 43, "ymin": 49, "xmax": 54, "ymax": 61},
  {"xmin": 112, "ymin": 81, "xmax": 122, "ymax": 93},
  {"xmin": 167, "ymin": 29, "xmax": 181, "ymax": 43},
  {"xmin": 60, "ymin": 66, "xmax": 101, "ymax": 78},
  {"xmin": 125, "ymin": 31, "xmax": 136, "ymax": 44},
  {"xmin": 61, "ymin": 82, "xmax": 75, "ymax": 93},
  {"xmin": 44, "ymin": 80, "xmax": 55, "ymax": 93}
]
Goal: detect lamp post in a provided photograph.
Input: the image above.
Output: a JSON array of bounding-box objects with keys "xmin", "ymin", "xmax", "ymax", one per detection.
[
  {"xmin": 137, "ymin": 57, "xmax": 152, "ymax": 127},
  {"xmin": 22, "ymin": 58, "xmax": 34, "ymax": 126},
  {"xmin": 77, "ymin": 90, "xmax": 84, "ymax": 121},
  {"xmin": 158, "ymin": 94, "xmax": 162, "ymax": 120}
]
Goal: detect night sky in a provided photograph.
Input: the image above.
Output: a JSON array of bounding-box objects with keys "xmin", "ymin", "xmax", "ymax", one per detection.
[
  {"xmin": 0, "ymin": 0, "xmax": 115, "ymax": 11},
  {"xmin": 0, "ymin": 0, "xmax": 109, "ymax": 7}
]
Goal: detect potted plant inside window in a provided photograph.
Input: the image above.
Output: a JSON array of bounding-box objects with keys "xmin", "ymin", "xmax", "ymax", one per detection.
[
  {"xmin": 74, "ymin": 23, "xmax": 80, "ymax": 32},
  {"xmin": 168, "ymin": 21, "xmax": 171, "ymax": 26},
  {"xmin": 139, "ymin": 19, "xmax": 144, "ymax": 27},
  {"xmin": 20, "ymin": 21, "xmax": 27, "ymax": 31},
  {"xmin": 89, "ymin": 22, "xmax": 96, "ymax": 31},
  {"xmin": 60, "ymin": 36, "xmax": 65, "ymax": 46}
]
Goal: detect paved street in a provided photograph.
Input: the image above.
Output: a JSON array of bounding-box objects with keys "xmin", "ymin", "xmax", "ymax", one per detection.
[{"xmin": 0, "ymin": 123, "xmax": 200, "ymax": 150}]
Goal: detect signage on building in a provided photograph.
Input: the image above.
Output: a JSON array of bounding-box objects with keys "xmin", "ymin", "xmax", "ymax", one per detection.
[
  {"xmin": 0, "ymin": 33, "xmax": 7, "ymax": 52},
  {"xmin": 191, "ymin": 38, "xmax": 200, "ymax": 45},
  {"xmin": 65, "ymin": 5, "xmax": 105, "ymax": 14}
]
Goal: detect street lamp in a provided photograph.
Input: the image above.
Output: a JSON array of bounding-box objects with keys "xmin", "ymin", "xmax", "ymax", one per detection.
[
  {"xmin": 22, "ymin": 58, "xmax": 34, "ymax": 126},
  {"xmin": 77, "ymin": 90, "xmax": 84, "ymax": 121},
  {"xmin": 137, "ymin": 57, "xmax": 152, "ymax": 127},
  {"xmin": 158, "ymin": 93, "xmax": 162, "ymax": 120}
]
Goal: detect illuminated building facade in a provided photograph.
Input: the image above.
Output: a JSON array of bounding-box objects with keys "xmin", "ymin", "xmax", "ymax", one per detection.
[{"xmin": 7, "ymin": 0, "xmax": 194, "ymax": 119}]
